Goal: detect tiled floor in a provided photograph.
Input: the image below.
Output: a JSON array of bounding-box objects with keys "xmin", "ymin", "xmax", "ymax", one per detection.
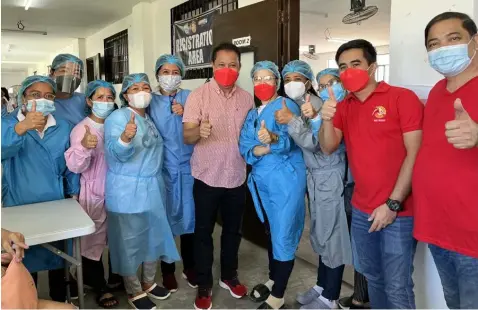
[{"xmin": 37, "ymin": 225, "xmax": 353, "ymax": 309}]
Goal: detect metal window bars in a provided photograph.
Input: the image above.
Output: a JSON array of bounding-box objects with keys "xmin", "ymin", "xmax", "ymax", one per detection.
[
  {"xmin": 170, "ymin": 0, "xmax": 238, "ymax": 80},
  {"xmin": 104, "ymin": 29, "xmax": 129, "ymax": 84}
]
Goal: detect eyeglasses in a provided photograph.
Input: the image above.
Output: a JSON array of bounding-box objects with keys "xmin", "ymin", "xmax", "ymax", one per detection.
[
  {"xmin": 253, "ymin": 75, "xmax": 276, "ymax": 83},
  {"xmin": 25, "ymin": 91, "xmax": 55, "ymax": 101},
  {"xmin": 318, "ymin": 79, "xmax": 340, "ymax": 91}
]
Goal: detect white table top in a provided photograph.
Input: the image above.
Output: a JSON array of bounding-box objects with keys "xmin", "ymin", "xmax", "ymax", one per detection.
[{"xmin": 2, "ymin": 199, "xmax": 95, "ymax": 246}]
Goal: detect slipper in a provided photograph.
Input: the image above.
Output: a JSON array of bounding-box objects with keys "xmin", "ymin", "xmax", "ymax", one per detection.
[
  {"xmin": 144, "ymin": 283, "xmax": 171, "ymax": 300},
  {"xmin": 249, "ymin": 284, "xmax": 271, "ymax": 303},
  {"xmin": 96, "ymin": 292, "xmax": 119, "ymax": 309},
  {"xmin": 128, "ymin": 293, "xmax": 156, "ymax": 309}
]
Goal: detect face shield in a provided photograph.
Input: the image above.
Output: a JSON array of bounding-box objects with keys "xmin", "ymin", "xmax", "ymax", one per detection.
[{"xmin": 53, "ymin": 62, "xmax": 82, "ymax": 94}]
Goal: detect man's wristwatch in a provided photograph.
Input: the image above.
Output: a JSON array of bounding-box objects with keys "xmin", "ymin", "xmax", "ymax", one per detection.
[{"xmin": 386, "ymin": 198, "xmax": 403, "ymax": 212}]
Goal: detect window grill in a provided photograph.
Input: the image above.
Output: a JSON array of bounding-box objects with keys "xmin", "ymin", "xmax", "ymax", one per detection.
[
  {"xmin": 104, "ymin": 30, "xmax": 129, "ymax": 84},
  {"xmin": 170, "ymin": 0, "xmax": 238, "ymax": 80}
]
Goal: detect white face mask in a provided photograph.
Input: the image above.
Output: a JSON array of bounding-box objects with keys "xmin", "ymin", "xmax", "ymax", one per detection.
[
  {"xmin": 284, "ymin": 81, "xmax": 306, "ymax": 100},
  {"xmin": 157, "ymin": 75, "xmax": 182, "ymax": 93},
  {"xmin": 128, "ymin": 91, "xmax": 152, "ymax": 109}
]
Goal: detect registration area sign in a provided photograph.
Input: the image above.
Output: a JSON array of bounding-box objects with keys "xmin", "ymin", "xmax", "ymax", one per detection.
[{"xmin": 173, "ymin": 7, "xmax": 220, "ymax": 69}]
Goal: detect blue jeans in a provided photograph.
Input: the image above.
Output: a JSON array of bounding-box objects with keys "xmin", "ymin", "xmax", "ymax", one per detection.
[
  {"xmin": 429, "ymin": 244, "xmax": 478, "ymax": 309},
  {"xmin": 351, "ymin": 207, "xmax": 417, "ymax": 309}
]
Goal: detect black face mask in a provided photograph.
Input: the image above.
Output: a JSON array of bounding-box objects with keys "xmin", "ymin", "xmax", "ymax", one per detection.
[{"xmin": 55, "ymin": 75, "xmax": 81, "ymax": 94}]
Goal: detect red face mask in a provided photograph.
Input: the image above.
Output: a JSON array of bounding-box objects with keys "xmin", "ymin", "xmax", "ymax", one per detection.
[
  {"xmin": 254, "ymin": 83, "xmax": 276, "ymax": 101},
  {"xmin": 214, "ymin": 68, "xmax": 239, "ymax": 87},
  {"xmin": 340, "ymin": 68, "xmax": 371, "ymax": 92}
]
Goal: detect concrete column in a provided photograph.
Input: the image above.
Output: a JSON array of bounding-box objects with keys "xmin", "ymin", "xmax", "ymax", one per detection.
[{"xmin": 389, "ymin": 0, "xmax": 477, "ymax": 308}]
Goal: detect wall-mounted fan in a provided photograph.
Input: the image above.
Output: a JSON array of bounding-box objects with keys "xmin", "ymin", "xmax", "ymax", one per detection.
[
  {"xmin": 301, "ymin": 45, "xmax": 318, "ymax": 60},
  {"xmin": 342, "ymin": 0, "xmax": 378, "ymax": 25}
]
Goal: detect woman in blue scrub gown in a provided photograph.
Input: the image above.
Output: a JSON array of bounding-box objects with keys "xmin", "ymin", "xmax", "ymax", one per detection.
[
  {"xmin": 239, "ymin": 61, "xmax": 307, "ymax": 310},
  {"xmin": 148, "ymin": 54, "xmax": 196, "ymax": 291},
  {"xmin": 1, "ymin": 75, "xmax": 80, "ymax": 302},
  {"xmin": 50, "ymin": 54, "xmax": 88, "ymax": 126},
  {"xmin": 104, "ymin": 73, "xmax": 180, "ymax": 310}
]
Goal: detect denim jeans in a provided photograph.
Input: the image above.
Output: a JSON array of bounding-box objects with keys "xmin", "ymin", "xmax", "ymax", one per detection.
[
  {"xmin": 429, "ymin": 244, "xmax": 478, "ymax": 309},
  {"xmin": 351, "ymin": 207, "xmax": 417, "ymax": 309}
]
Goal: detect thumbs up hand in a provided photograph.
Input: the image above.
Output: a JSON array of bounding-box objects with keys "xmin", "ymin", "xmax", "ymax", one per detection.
[
  {"xmin": 121, "ymin": 112, "xmax": 137, "ymax": 143},
  {"xmin": 171, "ymin": 99, "xmax": 184, "ymax": 116},
  {"xmin": 275, "ymin": 98, "xmax": 294, "ymax": 124},
  {"xmin": 81, "ymin": 125, "xmax": 98, "ymax": 149},
  {"xmin": 321, "ymin": 87, "xmax": 338, "ymax": 121},
  {"xmin": 23, "ymin": 100, "xmax": 46, "ymax": 131},
  {"xmin": 199, "ymin": 113, "xmax": 212, "ymax": 139},
  {"xmin": 445, "ymin": 98, "xmax": 478, "ymax": 149},
  {"xmin": 301, "ymin": 94, "xmax": 317, "ymax": 119},
  {"xmin": 258, "ymin": 120, "xmax": 273, "ymax": 144}
]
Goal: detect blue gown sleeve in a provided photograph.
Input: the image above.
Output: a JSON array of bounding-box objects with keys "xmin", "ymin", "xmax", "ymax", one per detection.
[
  {"xmin": 270, "ymin": 99, "xmax": 301, "ymax": 155},
  {"xmin": 1, "ymin": 115, "xmax": 25, "ymax": 160},
  {"xmin": 105, "ymin": 111, "xmax": 136, "ymax": 163},
  {"xmin": 239, "ymin": 110, "xmax": 263, "ymax": 166}
]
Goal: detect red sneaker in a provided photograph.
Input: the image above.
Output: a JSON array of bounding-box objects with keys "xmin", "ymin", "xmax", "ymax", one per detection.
[
  {"xmin": 182, "ymin": 269, "xmax": 198, "ymax": 288},
  {"xmin": 162, "ymin": 273, "xmax": 178, "ymax": 292},
  {"xmin": 219, "ymin": 277, "xmax": 248, "ymax": 299},
  {"xmin": 194, "ymin": 288, "xmax": 212, "ymax": 310}
]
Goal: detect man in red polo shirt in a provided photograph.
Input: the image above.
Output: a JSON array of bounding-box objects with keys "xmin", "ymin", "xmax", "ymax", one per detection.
[
  {"xmin": 318, "ymin": 39, "xmax": 424, "ymax": 309},
  {"xmin": 413, "ymin": 12, "xmax": 478, "ymax": 309}
]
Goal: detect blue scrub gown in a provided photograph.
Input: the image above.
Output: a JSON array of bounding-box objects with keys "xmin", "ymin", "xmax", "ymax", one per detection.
[
  {"xmin": 1, "ymin": 109, "xmax": 80, "ymax": 273},
  {"xmin": 104, "ymin": 107, "xmax": 180, "ymax": 276},
  {"xmin": 148, "ymin": 90, "xmax": 195, "ymax": 236},
  {"xmin": 53, "ymin": 92, "xmax": 88, "ymax": 126},
  {"xmin": 239, "ymin": 96, "xmax": 307, "ymax": 262}
]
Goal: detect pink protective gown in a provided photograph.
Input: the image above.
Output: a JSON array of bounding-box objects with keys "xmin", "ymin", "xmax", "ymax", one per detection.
[{"xmin": 64, "ymin": 117, "xmax": 107, "ymax": 261}]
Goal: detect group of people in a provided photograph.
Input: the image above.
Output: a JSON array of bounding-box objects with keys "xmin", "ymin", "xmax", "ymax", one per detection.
[{"xmin": 1, "ymin": 10, "xmax": 477, "ymax": 310}]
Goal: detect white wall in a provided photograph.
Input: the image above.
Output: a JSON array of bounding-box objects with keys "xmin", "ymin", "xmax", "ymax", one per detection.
[
  {"xmin": 1, "ymin": 71, "xmax": 28, "ymax": 88},
  {"xmin": 389, "ymin": 0, "xmax": 477, "ymax": 308},
  {"xmin": 301, "ymin": 45, "xmax": 390, "ymax": 75},
  {"xmin": 238, "ymin": 0, "xmax": 264, "ymax": 8}
]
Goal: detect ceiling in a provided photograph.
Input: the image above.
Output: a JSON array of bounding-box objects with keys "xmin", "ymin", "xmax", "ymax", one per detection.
[
  {"xmin": 300, "ymin": 0, "xmax": 391, "ymax": 54},
  {"xmin": 1, "ymin": 0, "xmax": 148, "ymax": 72}
]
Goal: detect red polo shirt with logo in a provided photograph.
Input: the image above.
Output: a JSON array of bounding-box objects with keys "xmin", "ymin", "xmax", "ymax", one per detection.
[
  {"xmin": 413, "ymin": 77, "xmax": 478, "ymax": 258},
  {"xmin": 333, "ymin": 82, "xmax": 424, "ymax": 216}
]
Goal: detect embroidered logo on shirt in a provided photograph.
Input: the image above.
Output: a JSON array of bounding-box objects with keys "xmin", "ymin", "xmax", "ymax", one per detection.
[{"xmin": 372, "ymin": 106, "xmax": 387, "ymax": 122}]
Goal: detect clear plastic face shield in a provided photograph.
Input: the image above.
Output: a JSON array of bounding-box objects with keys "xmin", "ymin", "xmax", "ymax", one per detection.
[{"xmin": 52, "ymin": 62, "xmax": 82, "ymax": 94}]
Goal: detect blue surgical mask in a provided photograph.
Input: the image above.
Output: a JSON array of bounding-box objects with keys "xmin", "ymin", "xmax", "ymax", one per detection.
[
  {"xmin": 319, "ymin": 83, "xmax": 346, "ymax": 102},
  {"xmin": 92, "ymin": 101, "xmax": 115, "ymax": 119},
  {"xmin": 26, "ymin": 99, "xmax": 56, "ymax": 116},
  {"xmin": 428, "ymin": 39, "xmax": 476, "ymax": 77}
]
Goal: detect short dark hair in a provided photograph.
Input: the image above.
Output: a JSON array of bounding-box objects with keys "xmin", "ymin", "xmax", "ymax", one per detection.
[
  {"xmin": 335, "ymin": 39, "xmax": 377, "ymax": 66},
  {"xmin": 212, "ymin": 42, "xmax": 241, "ymax": 63},
  {"xmin": 1, "ymin": 87, "xmax": 9, "ymax": 101},
  {"xmin": 425, "ymin": 12, "xmax": 478, "ymax": 45}
]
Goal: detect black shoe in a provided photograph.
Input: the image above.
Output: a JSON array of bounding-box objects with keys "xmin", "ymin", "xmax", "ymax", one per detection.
[
  {"xmin": 257, "ymin": 302, "xmax": 286, "ymax": 309},
  {"xmin": 338, "ymin": 296, "xmax": 370, "ymax": 309}
]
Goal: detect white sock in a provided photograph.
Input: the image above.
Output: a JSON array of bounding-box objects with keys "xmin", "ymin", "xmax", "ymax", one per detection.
[
  {"xmin": 319, "ymin": 295, "xmax": 336, "ymax": 309},
  {"xmin": 265, "ymin": 295, "xmax": 284, "ymax": 309},
  {"xmin": 265, "ymin": 279, "xmax": 274, "ymax": 291},
  {"xmin": 313, "ymin": 285, "xmax": 324, "ymax": 294}
]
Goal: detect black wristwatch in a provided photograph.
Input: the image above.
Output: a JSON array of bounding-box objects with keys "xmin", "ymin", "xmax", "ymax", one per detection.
[{"xmin": 386, "ymin": 198, "xmax": 403, "ymax": 212}]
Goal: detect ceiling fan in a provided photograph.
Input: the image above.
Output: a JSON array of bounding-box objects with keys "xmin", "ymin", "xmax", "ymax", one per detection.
[{"xmin": 342, "ymin": 0, "xmax": 378, "ymax": 25}]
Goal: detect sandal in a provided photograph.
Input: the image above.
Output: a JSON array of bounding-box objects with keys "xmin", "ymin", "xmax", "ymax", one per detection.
[
  {"xmin": 249, "ymin": 284, "xmax": 271, "ymax": 303},
  {"xmin": 257, "ymin": 301, "xmax": 286, "ymax": 309},
  {"xmin": 96, "ymin": 292, "xmax": 119, "ymax": 309},
  {"xmin": 128, "ymin": 293, "xmax": 156, "ymax": 310},
  {"xmin": 144, "ymin": 283, "xmax": 171, "ymax": 300}
]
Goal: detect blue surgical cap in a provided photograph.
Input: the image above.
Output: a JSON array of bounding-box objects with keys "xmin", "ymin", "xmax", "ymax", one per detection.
[
  {"xmin": 281, "ymin": 60, "xmax": 315, "ymax": 82},
  {"xmin": 250, "ymin": 60, "xmax": 281, "ymax": 90},
  {"xmin": 17, "ymin": 75, "xmax": 57, "ymax": 105},
  {"xmin": 120, "ymin": 73, "xmax": 151, "ymax": 105},
  {"xmin": 155, "ymin": 54, "xmax": 186, "ymax": 78},
  {"xmin": 51, "ymin": 53, "xmax": 84, "ymax": 73},
  {"xmin": 316, "ymin": 68, "xmax": 340, "ymax": 82},
  {"xmin": 86, "ymin": 80, "xmax": 117, "ymax": 100}
]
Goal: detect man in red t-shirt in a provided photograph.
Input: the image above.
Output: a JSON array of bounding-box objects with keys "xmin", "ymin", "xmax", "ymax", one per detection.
[
  {"xmin": 318, "ymin": 39, "xmax": 424, "ymax": 309},
  {"xmin": 413, "ymin": 12, "xmax": 478, "ymax": 309}
]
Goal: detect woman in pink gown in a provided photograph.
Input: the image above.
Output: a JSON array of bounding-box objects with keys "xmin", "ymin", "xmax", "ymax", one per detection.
[{"xmin": 64, "ymin": 80, "xmax": 118, "ymax": 308}]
